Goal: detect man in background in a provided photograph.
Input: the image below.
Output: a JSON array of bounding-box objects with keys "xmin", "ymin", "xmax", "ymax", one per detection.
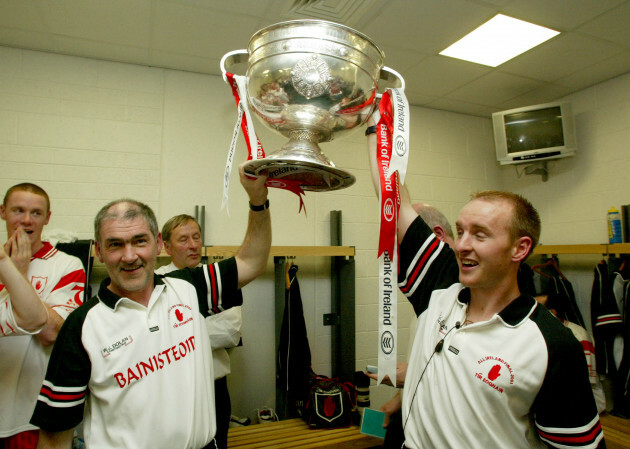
[
  {"xmin": 31, "ymin": 165, "xmax": 271, "ymax": 449},
  {"xmin": 156, "ymin": 214, "xmax": 242, "ymax": 449},
  {"xmin": 0, "ymin": 183, "xmax": 86, "ymax": 449},
  {"xmin": 411, "ymin": 202, "xmax": 455, "ymax": 249}
]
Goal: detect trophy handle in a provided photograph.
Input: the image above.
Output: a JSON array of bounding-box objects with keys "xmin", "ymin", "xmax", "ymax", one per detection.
[
  {"xmin": 377, "ymin": 66, "xmax": 406, "ymax": 98},
  {"xmin": 220, "ymin": 49, "xmax": 249, "ymax": 83}
]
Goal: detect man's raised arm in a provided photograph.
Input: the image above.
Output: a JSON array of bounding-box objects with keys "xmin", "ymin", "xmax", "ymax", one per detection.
[
  {"xmin": 0, "ymin": 242, "xmax": 47, "ymax": 334},
  {"xmin": 234, "ymin": 162, "xmax": 272, "ymax": 288}
]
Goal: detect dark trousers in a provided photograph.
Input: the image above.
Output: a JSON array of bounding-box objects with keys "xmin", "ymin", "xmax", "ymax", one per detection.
[
  {"xmin": 213, "ymin": 376, "xmax": 231, "ymax": 449},
  {"xmin": 384, "ymin": 409, "xmax": 404, "ymax": 449}
]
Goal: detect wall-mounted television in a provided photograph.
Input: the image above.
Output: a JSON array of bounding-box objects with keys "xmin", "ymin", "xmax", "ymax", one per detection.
[{"xmin": 492, "ymin": 101, "xmax": 576, "ymax": 165}]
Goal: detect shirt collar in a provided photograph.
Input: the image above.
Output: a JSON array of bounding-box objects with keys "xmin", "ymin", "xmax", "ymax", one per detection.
[
  {"xmin": 456, "ymin": 287, "xmax": 537, "ymax": 326},
  {"xmin": 97, "ymin": 274, "xmax": 165, "ymax": 310},
  {"xmin": 31, "ymin": 241, "xmax": 54, "ymax": 259}
]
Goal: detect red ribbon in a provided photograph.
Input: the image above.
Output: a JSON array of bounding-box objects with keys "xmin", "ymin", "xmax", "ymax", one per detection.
[
  {"xmin": 226, "ymin": 73, "xmax": 265, "ymax": 160},
  {"xmin": 225, "ymin": 72, "xmax": 306, "ymax": 213},
  {"xmin": 376, "ymin": 91, "xmax": 400, "ymax": 258}
]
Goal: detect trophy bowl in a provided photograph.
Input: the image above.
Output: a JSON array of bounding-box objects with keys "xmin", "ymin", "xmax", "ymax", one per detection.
[{"xmin": 221, "ymin": 19, "xmax": 404, "ymax": 191}]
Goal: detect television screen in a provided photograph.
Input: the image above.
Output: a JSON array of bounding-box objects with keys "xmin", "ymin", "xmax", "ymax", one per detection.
[
  {"xmin": 492, "ymin": 102, "xmax": 576, "ymax": 165},
  {"xmin": 504, "ymin": 106, "xmax": 564, "ymax": 153}
]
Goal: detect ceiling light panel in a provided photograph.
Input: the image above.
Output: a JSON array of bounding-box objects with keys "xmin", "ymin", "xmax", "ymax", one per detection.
[{"xmin": 439, "ymin": 14, "xmax": 560, "ymax": 67}]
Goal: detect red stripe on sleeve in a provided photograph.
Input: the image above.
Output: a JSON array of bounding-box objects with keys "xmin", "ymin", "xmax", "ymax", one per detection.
[
  {"xmin": 581, "ymin": 340, "xmax": 595, "ymax": 354},
  {"xmin": 538, "ymin": 421, "xmax": 602, "ymax": 444},
  {"xmin": 597, "ymin": 315, "xmax": 622, "ymax": 324},
  {"xmin": 0, "ymin": 302, "xmax": 16, "ymax": 335},
  {"xmin": 401, "ymin": 238, "xmax": 440, "ymax": 294},
  {"xmin": 209, "ymin": 264, "xmax": 219, "ymax": 313},
  {"xmin": 51, "ymin": 269, "xmax": 86, "ymax": 292},
  {"xmin": 0, "ymin": 321, "xmax": 13, "ymax": 336},
  {"xmin": 40, "ymin": 385, "xmax": 87, "ymax": 402}
]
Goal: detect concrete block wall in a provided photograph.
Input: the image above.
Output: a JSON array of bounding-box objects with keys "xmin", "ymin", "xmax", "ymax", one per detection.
[
  {"xmin": 500, "ymin": 71, "xmax": 630, "ymax": 336},
  {"xmin": 0, "ymin": 46, "xmax": 163, "ymax": 241},
  {"xmin": 7, "ymin": 46, "xmax": 629, "ymax": 417},
  {"xmin": 500, "ymin": 72, "xmax": 630, "ymax": 246}
]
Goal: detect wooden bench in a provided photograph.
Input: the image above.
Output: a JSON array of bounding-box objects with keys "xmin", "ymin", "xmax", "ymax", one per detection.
[
  {"xmin": 601, "ymin": 413, "xmax": 630, "ymax": 449},
  {"xmin": 228, "ymin": 414, "xmax": 630, "ymax": 448},
  {"xmin": 227, "ymin": 418, "xmax": 382, "ymax": 449}
]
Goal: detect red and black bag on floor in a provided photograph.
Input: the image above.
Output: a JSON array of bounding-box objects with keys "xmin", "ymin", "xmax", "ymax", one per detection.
[{"xmin": 304, "ymin": 375, "xmax": 359, "ymax": 428}]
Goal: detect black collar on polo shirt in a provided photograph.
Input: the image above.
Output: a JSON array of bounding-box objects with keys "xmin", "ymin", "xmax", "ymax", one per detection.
[
  {"xmin": 97, "ymin": 274, "xmax": 164, "ymax": 310},
  {"xmin": 457, "ymin": 288, "xmax": 537, "ymax": 326}
]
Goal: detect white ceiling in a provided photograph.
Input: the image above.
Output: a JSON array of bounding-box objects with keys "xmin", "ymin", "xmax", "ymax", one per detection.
[{"xmin": 1, "ymin": 0, "xmax": 629, "ymax": 117}]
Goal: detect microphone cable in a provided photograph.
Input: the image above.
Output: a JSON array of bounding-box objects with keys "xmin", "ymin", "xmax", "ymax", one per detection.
[{"xmin": 401, "ymin": 321, "xmax": 461, "ymax": 438}]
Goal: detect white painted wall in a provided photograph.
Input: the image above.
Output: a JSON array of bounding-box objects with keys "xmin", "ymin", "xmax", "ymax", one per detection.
[
  {"xmin": 500, "ymin": 72, "xmax": 630, "ymax": 337},
  {"xmin": 3, "ymin": 45, "xmax": 628, "ymax": 420},
  {"xmin": 0, "ymin": 47, "xmax": 163, "ymax": 238}
]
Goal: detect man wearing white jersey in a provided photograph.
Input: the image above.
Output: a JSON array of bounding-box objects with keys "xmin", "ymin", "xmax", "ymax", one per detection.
[
  {"xmin": 31, "ymin": 165, "xmax": 271, "ymax": 449},
  {"xmin": 366, "ymin": 112, "xmax": 604, "ymax": 448},
  {"xmin": 0, "ymin": 236, "xmax": 47, "ymax": 335},
  {"xmin": 0, "ymin": 183, "xmax": 86, "ymax": 449},
  {"xmin": 156, "ymin": 214, "xmax": 242, "ymax": 449}
]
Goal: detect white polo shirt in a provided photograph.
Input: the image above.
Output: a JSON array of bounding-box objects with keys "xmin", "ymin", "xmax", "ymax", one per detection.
[
  {"xmin": 31, "ymin": 258, "xmax": 242, "ymax": 449},
  {"xmin": 398, "ymin": 217, "xmax": 604, "ymax": 449}
]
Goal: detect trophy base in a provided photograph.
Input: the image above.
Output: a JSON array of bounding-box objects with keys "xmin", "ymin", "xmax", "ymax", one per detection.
[
  {"xmin": 243, "ymin": 140, "xmax": 355, "ymax": 192},
  {"xmin": 244, "ymin": 158, "xmax": 355, "ymax": 192}
]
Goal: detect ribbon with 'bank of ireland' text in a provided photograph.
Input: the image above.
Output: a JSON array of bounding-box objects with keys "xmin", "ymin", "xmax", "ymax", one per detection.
[
  {"xmin": 224, "ymin": 73, "xmax": 306, "ymax": 214},
  {"xmin": 376, "ymin": 88, "xmax": 409, "ymax": 386},
  {"xmin": 388, "ymin": 88, "xmax": 410, "ymax": 184}
]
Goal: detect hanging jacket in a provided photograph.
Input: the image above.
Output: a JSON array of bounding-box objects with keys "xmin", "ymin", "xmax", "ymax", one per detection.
[
  {"xmin": 591, "ymin": 261, "xmax": 623, "ymax": 376},
  {"xmin": 539, "ymin": 265, "xmax": 585, "ymax": 328},
  {"xmin": 277, "ymin": 264, "xmax": 313, "ymax": 418},
  {"xmin": 610, "ymin": 265, "xmax": 630, "ymax": 416}
]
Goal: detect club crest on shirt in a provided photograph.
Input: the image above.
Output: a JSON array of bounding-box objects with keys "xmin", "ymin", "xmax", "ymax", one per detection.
[
  {"xmin": 31, "ymin": 276, "xmax": 48, "ymax": 294},
  {"xmin": 168, "ymin": 304, "xmax": 193, "ymax": 329},
  {"xmin": 475, "ymin": 355, "xmax": 515, "ymax": 393}
]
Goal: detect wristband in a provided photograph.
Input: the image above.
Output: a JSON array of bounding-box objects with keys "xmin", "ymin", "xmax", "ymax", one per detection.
[
  {"xmin": 365, "ymin": 125, "xmax": 377, "ymax": 136},
  {"xmin": 249, "ymin": 199, "xmax": 269, "ymax": 211}
]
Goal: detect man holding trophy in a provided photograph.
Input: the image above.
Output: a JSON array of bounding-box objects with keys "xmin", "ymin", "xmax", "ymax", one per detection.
[
  {"xmin": 30, "ymin": 164, "xmax": 271, "ymax": 449},
  {"xmin": 366, "ymin": 109, "xmax": 604, "ymax": 447}
]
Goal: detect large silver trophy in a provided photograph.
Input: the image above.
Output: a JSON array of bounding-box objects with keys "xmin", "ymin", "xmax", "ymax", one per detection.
[{"xmin": 221, "ymin": 20, "xmax": 404, "ymax": 191}]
